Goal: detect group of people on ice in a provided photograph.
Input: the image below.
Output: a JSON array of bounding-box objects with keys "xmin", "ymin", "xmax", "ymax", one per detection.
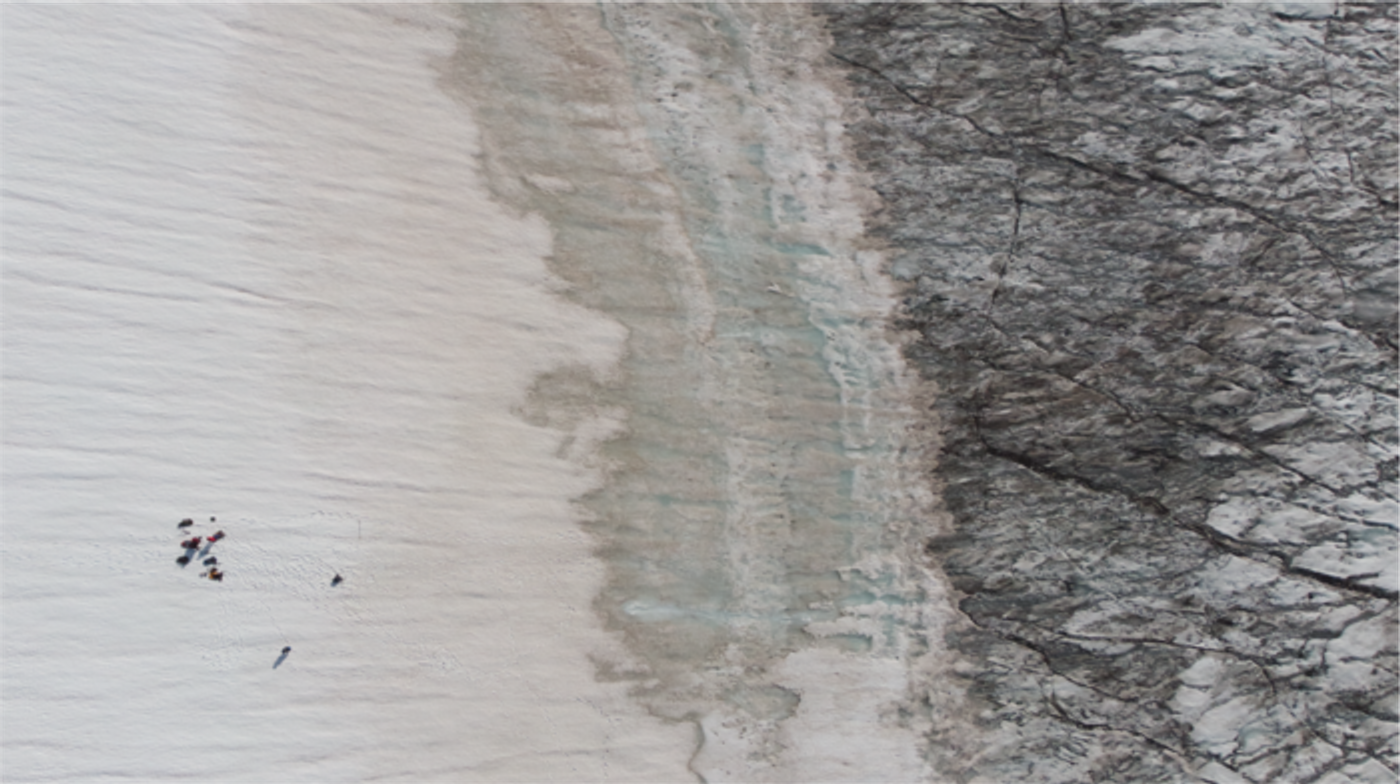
[
  {"xmin": 175, "ymin": 517, "xmax": 226, "ymax": 581},
  {"xmin": 173, "ymin": 516, "xmax": 348, "ymax": 661}
]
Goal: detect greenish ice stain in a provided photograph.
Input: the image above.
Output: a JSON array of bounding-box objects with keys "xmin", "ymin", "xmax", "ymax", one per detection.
[{"xmin": 770, "ymin": 240, "xmax": 831, "ymax": 256}]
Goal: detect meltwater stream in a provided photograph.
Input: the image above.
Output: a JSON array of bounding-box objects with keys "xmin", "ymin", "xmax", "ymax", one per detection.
[{"xmin": 450, "ymin": 6, "xmax": 951, "ymax": 779}]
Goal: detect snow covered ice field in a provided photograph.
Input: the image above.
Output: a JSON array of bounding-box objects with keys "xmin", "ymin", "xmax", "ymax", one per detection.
[
  {"xmin": 3, "ymin": 5, "xmax": 942, "ymax": 781},
  {"xmin": 2, "ymin": 6, "xmax": 698, "ymax": 781}
]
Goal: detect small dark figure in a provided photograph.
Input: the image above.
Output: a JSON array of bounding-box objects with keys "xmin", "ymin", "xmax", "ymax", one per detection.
[
  {"xmin": 180, "ymin": 536, "xmax": 202, "ymax": 549},
  {"xmin": 203, "ymin": 557, "xmax": 218, "ymax": 566},
  {"xmin": 208, "ymin": 530, "xmax": 226, "ymax": 543},
  {"xmin": 176, "ymin": 555, "xmax": 191, "ymax": 566},
  {"xmin": 331, "ymin": 574, "xmax": 343, "ymax": 587},
  {"xmin": 178, "ymin": 519, "xmax": 194, "ymax": 529},
  {"xmin": 207, "ymin": 568, "xmax": 223, "ymax": 582},
  {"xmin": 210, "ymin": 516, "xmax": 216, "ymax": 522},
  {"xmin": 281, "ymin": 646, "xmax": 292, "ymax": 655}
]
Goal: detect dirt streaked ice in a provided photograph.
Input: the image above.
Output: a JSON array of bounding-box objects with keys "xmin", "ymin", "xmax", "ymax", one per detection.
[{"xmin": 449, "ymin": 5, "xmax": 950, "ymax": 780}]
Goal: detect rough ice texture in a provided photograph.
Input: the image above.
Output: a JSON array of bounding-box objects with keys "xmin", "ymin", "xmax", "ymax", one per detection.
[{"xmin": 821, "ymin": 3, "xmax": 1398, "ymax": 783}]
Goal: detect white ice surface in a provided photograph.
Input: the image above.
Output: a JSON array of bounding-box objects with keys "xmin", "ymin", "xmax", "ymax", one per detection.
[{"xmin": 2, "ymin": 6, "xmax": 692, "ymax": 781}]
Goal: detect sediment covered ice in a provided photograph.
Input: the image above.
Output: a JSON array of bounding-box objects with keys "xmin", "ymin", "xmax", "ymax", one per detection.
[{"xmin": 449, "ymin": 5, "xmax": 951, "ymax": 780}]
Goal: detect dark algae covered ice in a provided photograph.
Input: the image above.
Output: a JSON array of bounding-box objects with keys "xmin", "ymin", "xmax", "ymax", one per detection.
[{"xmin": 821, "ymin": 3, "xmax": 1398, "ymax": 782}]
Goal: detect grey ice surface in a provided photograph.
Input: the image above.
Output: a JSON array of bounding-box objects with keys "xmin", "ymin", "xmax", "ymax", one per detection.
[{"xmin": 822, "ymin": 4, "xmax": 1398, "ymax": 783}]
